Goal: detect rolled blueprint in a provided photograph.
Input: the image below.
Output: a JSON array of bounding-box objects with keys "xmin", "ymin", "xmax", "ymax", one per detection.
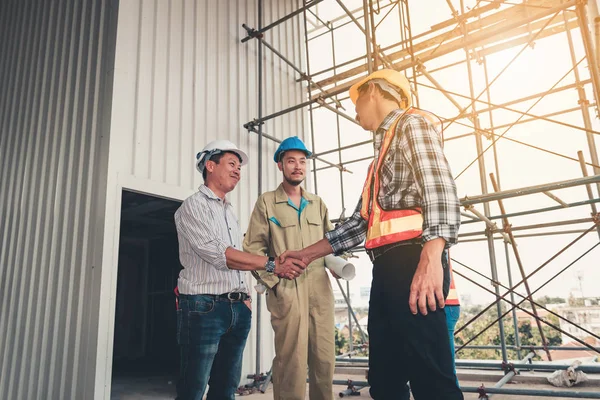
[{"xmin": 324, "ymin": 254, "xmax": 356, "ymax": 280}]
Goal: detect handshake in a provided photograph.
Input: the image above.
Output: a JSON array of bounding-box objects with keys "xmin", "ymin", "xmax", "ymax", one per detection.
[
  {"xmin": 270, "ymin": 245, "xmax": 355, "ymax": 281},
  {"xmin": 272, "ymin": 250, "xmax": 311, "ymax": 280}
]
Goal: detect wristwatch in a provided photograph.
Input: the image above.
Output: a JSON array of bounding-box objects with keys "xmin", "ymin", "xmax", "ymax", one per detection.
[{"xmin": 265, "ymin": 257, "xmax": 276, "ymax": 273}]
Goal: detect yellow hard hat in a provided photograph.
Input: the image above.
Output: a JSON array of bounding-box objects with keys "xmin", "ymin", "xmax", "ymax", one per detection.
[{"xmin": 349, "ymin": 69, "xmax": 412, "ymax": 107}]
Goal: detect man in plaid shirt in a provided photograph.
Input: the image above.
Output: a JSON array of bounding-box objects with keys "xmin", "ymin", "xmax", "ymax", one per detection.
[{"xmin": 281, "ymin": 69, "xmax": 462, "ymax": 400}]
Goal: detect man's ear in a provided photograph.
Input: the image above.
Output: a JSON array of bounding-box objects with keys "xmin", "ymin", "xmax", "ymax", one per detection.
[
  {"xmin": 277, "ymin": 161, "xmax": 283, "ymax": 172},
  {"xmin": 205, "ymin": 160, "xmax": 216, "ymax": 174}
]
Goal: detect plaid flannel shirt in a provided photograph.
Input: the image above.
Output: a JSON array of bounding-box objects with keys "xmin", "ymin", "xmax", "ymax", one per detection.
[{"xmin": 325, "ymin": 108, "xmax": 460, "ymax": 255}]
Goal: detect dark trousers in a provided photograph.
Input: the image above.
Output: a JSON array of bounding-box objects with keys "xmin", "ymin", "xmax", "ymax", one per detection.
[
  {"xmin": 368, "ymin": 244, "xmax": 463, "ymax": 400},
  {"xmin": 176, "ymin": 294, "xmax": 252, "ymax": 400}
]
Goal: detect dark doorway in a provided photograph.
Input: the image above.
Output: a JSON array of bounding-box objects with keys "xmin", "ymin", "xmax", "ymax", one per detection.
[{"xmin": 111, "ymin": 190, "xmax": 182, "ymax": 399}]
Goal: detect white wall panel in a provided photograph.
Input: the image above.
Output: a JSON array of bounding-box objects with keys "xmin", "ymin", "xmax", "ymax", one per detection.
[
  {"xmin": 96, "ymin": 0, "xmax": 308, "ymax": 396},
  {"xmin": 0, "ymin": 0, "xmax": 118, "ymax": 399}
]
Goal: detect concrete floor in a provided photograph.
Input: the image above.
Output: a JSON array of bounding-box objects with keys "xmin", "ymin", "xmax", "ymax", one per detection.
[{"xmin": 111, "ymin": 371, "xmax": 600, "ymax": 400}]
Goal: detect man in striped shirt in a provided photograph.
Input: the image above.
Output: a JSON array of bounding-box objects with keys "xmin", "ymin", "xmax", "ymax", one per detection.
[{"xmin": 174, "ymin": 140, "xmax": 307, "ymax": 400}]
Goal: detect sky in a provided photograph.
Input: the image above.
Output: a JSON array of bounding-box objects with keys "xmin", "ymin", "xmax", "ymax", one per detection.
[{"xmin": 303, "ymin": 0, "xmax": 600, "ymax": 306}]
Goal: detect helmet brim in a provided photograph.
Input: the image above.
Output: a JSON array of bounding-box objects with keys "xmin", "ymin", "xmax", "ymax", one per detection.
[{"xmin": 230, "ymin": 149, "xmax": 249, "ymax": 166}]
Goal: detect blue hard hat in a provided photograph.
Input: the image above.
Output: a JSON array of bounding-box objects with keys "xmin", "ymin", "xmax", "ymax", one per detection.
[{"xmin": 273, "ymin": 136, "xmax": 312, "ymax": 163}]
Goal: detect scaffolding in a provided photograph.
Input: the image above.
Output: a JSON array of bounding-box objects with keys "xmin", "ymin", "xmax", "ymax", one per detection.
[{"xmin": 241, "ymin": 0, "xmax": 600, "ymax": 397}]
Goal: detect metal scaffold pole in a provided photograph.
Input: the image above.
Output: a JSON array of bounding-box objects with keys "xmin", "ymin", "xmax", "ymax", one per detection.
[
  {"xmin": 457, "ymin": 0, "xmax": 508, "ymax": 363},
  {"xmin": 238, "ymin": 1, "xmax": 600, "ymax": 396},
  {"xmin": 255, "ymin": 0, "xmax": 263, "ymax": 377}
]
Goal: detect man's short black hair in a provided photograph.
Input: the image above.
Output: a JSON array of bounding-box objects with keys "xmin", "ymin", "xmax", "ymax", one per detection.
[{"xmin": 202, "ymin": 151, "xmax": 243, "ymax": 181}]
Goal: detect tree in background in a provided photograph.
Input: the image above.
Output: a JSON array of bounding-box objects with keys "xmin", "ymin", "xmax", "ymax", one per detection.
[
  {"xmin": 335, "ymin": 327, "xmax": 347, "ymax": 355},
  {"xmin": 454, "ymin": 304, "xmax": 563, "ymax": 360}
]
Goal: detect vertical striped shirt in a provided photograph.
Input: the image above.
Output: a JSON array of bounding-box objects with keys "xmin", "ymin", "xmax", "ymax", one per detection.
[{"xmin": 174, "ymin": 185, "xmax": 250, "ymax": 295}]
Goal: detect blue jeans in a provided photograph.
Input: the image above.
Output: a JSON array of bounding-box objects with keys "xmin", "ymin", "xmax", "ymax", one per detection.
[
  {"xmin": 445, "ymin": 305, "xmax": 461, "ymax": 386},
  {"xmin": 176, "ymin": 294, "xmax": 252, "ymax": 400}
]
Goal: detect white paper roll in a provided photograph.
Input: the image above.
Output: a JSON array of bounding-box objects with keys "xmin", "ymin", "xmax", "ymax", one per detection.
[{"xmin": 324, "ymin": 254, "xmax": 356, "ymax": 280}]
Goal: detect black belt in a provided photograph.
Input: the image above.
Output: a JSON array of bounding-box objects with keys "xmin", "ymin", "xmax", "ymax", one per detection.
[
  {"xmin": 180, "ymin": 292, "xmax": 249, "ymax": 302},
  {"xmin": 366, "ymin": 238, "xmax": 422, "ymax": 262},
  {"xmin": 217, "ymin": 292, "xmax": 249, "ymax": 301}
]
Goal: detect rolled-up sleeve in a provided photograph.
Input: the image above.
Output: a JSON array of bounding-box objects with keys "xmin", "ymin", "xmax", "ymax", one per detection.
[
  {"xmin": 174, "ymin": 201, "xmax": 230, "ymax": 271},
  {"xmin": 325, "ymin": 197, "xmax": 368, "ymax": 255},
  {"xmin": 400, "ymin": 115, "xmax": 461, "ymax": 247}
]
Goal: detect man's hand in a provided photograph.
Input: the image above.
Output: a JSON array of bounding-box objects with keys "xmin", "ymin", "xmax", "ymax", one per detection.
[
  {"xmin": 408, "ymin": 238, "xmax": 446, "ymax": 315},
  {"xmin": 274, "ymin": 256, "xmax": 307, "ymax": 280},
  {"xmin": 279, "ymin": 249, "xmax": 310, "ymax": 266}
]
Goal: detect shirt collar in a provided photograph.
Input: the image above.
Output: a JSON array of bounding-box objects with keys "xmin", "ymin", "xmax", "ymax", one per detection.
[
  {"xmin": 199, "ymin": 184, "xmax": 230, "ymax": 205},
  {"xmin": 374, "ymin": 108, "xmax": 404, "ymax": 150},
  {"xmin": 275, "ymin": 183, "xmax": 317, "ymax": 203}
]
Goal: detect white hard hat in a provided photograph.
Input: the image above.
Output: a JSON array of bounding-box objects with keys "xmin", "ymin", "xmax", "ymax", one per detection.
[{"xmin": 196, "ymin": 139, "xmax": 249, "ymax": 174}]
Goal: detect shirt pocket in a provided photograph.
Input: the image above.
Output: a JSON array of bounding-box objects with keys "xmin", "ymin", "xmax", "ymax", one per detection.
[
  {"xmin": 276, "ymin": 214, "xmax": 298, "ymax": 229},
  {"xmin": 306, "ymin": 210, "xmax": 324, "ymax": 242}
]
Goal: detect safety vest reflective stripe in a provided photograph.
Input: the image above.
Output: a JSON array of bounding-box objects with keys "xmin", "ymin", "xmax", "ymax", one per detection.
[{"xmin": 360, "ymin": 108, "xmax": 441, "ymax": 250}]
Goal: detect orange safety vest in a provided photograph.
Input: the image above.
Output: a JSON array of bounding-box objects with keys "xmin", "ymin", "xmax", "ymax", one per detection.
[
  {"xmin": 446, "ymin": 255, "xmax": 460, "ymax": 306},
  {"xmin": 360, "ymin": 107, "xmax": 441, "ymax": 250}
]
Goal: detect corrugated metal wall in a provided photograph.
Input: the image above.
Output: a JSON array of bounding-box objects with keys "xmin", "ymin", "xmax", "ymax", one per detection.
[
  {"xmin": 94, "ymin": 0, "xmax": 308, "ymax": 396},
  {"xmin": 0, "ymin": 0, "xmax": 118, "ymax": 399}
]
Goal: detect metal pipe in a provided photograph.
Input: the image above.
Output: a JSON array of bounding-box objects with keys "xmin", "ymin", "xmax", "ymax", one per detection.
[
  {"xmin": 416, "ymin": 76, "xmax": 600, "ymax": 139},
  {"xmin": 255, "ymin": 0, "xmax": 263, "ymax": 375},
  {"xmin": 314, "ymin": 0, "xmax": 578, "ymax": 101},
  {"xmin": 577, "ymin": 3, "xmax": 600, "ymax": 115},
  {"xmin": 303, "ymin": 1, "xmax": 319, "ymax": 195},
  {"xmin": 316, "ymin": 98, "xmax": 360, "ymax": 127},
  {"xmin": 347, "ymin": 280, "xmax": 353, "ymax": 355},
  {"xmin": 455, "ymin": 53, "xmax": 587, "ymax": 180},
  {"xmin": 417, "ymin": 63, "xmax": 467, "ymax": 117},
  {"xmin": 564, "ymin": 9, "xmax": 600, "ymax": 198},
  {"xmin": 244, "ymin": 98, "xmax": 317, "ymax": 127},
  {"xmin": 244, "ymin": 32, "xmax": 343, "ymax": 110},
  {"xmin": 490, "ymin": 173, "xmax": 553, "ymax": 360},
  {"xmin": 460, "ymin": 229, "xmax": 593, "ymax": 243},
  {"xmin": 453, "ymin": 243, "xmax": 600, "ymax": 355},
  {"xmin": 462, "ymin": 197, "xmax": 600, "ymax": 224},
  {"xmin": 333, "ymin": 0, "xmax": 392, "ymax": 69},
  {"xmin": 543, "ymin": 191, "xmax": 569, "ymax": 207},
  {"xmin": 596, "ymin": 16, "xmax": 600, "ymax": 69},
  {"xmin": 245, "ymin": 125, "xmax": 352, "ymax": 173},
  {"xmin": 463, "ymin": 5, "xmax": 508, "ymax": 359},
  {"xmin": 460, "ymin": 345, "xmax": 600, "ymax": 351},
  {"xmin": 460, "ymin": 217, "xmax": 594, "ymax": 237},
  {"xmin": 453, "ymin": 258, "xmax": 600, "ymax": 345},
  {"xmin": 463, "ymin": 205, "xmax": 509, "ymax": 243},
  {"xmin": 454, "ymin": 225, "xmax": 598, "ymax": 340},
  {"xmin": 504, "ymin": 242, "xmax": 522, "ymax": 360},
  {"xmin": 362, "ymin": 0, "xmax": 373, "ymax": 75},
  {"xmin": 493, "ymin": 352, "xmax": 535, "ymax": 390},
  {"xmin": 312, "ymin": 140, "xmax": 372, "ymax": 158},
  {"xmin": 461, "ymin": 386, "xmax": 600, "ymax": 398},
  {"xmin": 335, "ymin": 279, "xmax": 368, "ymax": 343},
  {"xmin": 577, "ymin": 151, "xmax": 600, "ymax": 240},
  {"xmin": 368, "ymin": 0, "xmax": 378, "ymax": 69},
  {"xmin": 240, "ymin": 0, "xmax": 324, "ymax": 43},
  {"xmin": 456, "ymin": 361, "xmax": 600, "ymax": 374},
  {"xmin": 315, "ymin": 156, "xmax": 372, "ymax": 173},
  {"xmin": 460, "ymin": 175, "xmax": 600, "ymax": 206}
]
